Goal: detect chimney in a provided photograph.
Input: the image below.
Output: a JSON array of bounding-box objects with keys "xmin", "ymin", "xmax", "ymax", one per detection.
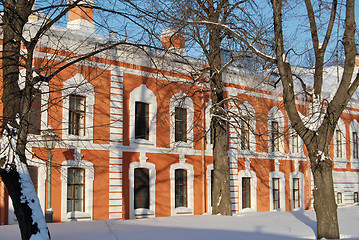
[
  {"xmin": 67, "ymin": 0, "xmax": 95, "ymax": 34},
  {"xmin": 161, "ymin": 29, "xmax": 185, "ymax": 55}
]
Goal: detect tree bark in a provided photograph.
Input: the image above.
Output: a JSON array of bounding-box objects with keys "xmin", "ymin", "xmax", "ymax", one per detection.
[{"xmin": 209, "ymin": 19, "xmax": 232, "ymax": 216}]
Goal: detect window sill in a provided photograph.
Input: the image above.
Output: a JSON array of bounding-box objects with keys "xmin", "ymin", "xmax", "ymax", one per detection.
[
  {"xmin": 350, "ymin": 159, "xmax": 359, "ymax": 169},
  {"xmin": 133, "ymin": 139, "xmax": 155, "ymax": 146},
  {"xmin": 67, "ymin": 211, "xmax": 91, "ymax": 221},
  {"xmin": 334, "ymin": 158, "xmax": 349, "ymax": 169},
  {"xmin": 172, "ymin": 141, "xmax": 192, "ymax": 148},
  {"xmin": 239, "ymin": 208, "xmax": 256, "ymax": 213},
  {"xmin": 134, "ymin": 208, "xmax": 154, "ymax": 216},
  {"xmin": 175, "ymin": 207, "xmax": 193, "ymax": 214}
]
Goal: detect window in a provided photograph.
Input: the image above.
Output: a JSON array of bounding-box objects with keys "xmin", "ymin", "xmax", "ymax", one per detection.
[
  {"xmin": 175, "ymin": 107, "xmax": 187, "ymax": 142},
  {"xmin": 353, "ymin": 132, "xmax": 359, "ymax": 159},
  {"xmin": 29, "ymin": 89, "xmax": 41, "ymax": 135},
  {"xmin": 336, "ymin": 130, "xmax": 343, "ymax": 158},
  {"xmin": 354, "ymin": 192, "xmax": 358, "ymax": 203},
  {"xmin": 175, "ymin": 169, "xmax": 187, "ymax": 207},
  {"xmin": 293, "ymin": 178, "xmax": 300, "ymax": 208},
  {"xmin": 337, "ymin": 192, "xmax": 342, "ymax": 204},
  {"xmin": 68, "ymin": 95, "xmax": 86, "ymax": 136},
  {"xmin": 241, "ymin": 119, "xmax": 250, "ymax": 150},
  {"xmin": 67, "ymin": 168, "xmax": 85, "ymax": 212},
  {"xmin": 271, "ymin": 121, "xmax": 280, "ymax": 152},
  {"xmin": 292, "ymin": 133, "xmax": 299, "ymax": 154},
  {"xmin": 272, "ymin": 178, "xmax": 280, "ymax": 209},
  {"xmin": 134, "ymin": 168, "xmax": 150, "ymax": 209},
  {"xmin": 242, "ymin": 177, "xmax": 251, "ymax": 209},
  {"xmin": 135, "ymin": 102, "xmax": 149, "ymax": 140},
  {"xmin": 28, "ymin": 166, "xmax": 38, "ymax": 194}
]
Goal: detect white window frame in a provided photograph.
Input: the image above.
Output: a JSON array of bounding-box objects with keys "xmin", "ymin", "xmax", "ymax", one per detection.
[
  {"xmin": 62, "ymin": 73, "xmax": 95, "ymax": 141},
  {"xmin": 129, "ymin": 84, "xmax": 157, "ymax": 145},
  {"xmin": 268, "ymin": 107, "xmax": 285, "ymax": 154},
  {"xmin": 61, "ymin": 159, "xmax": 94, "ymax": 222},
  {"xmin": 290, "ymin": 172, "xmax": 304, "ymax": 210},
  {"xmin": 129, "ymin": 161, "xmax": 156, "ymax": 219},
  {"xmin": 206, "ymin": 164, "xmax": 214, "ymax": 212},
  {"xmin": 269, "ymin": 171, "xmax": 285, "ymax": 211},
  {"xmin": 238, "ymin": 102, "xmax": 256, "ymax": 153},
  {"xmin": 350, "ymin": 120, "xmax": 359, "ymax": 169},
  {"xmin": 334, "ymin": 118, "xmax": 348, "ymax": 168},
  {"xmin": 19, "ymin": 69, "xmax": 49, "ymax": 137},
  {"xmin": 170, "ymin": 91, "xmax": 194, "ymax": 148},
  {"xmin": 238, "ymin": 169, "xmax": 257, "ymax": 212},
  {"xmin": 170, "ymin": 163, "xmax": 194, "ymax": 215},
  {"xmin": 205, "ymin": 101, "xmax": 213, "ymax": 151}
]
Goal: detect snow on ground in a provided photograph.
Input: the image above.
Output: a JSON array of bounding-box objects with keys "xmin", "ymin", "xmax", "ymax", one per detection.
[{"xmin": 1, "ymin": 206, "xmax": 359, "ymax": 240}]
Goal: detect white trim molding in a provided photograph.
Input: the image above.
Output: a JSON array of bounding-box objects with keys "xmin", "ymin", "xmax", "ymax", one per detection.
[
  {"xmin": 170, "ymin": 91, "xmax": 194, "ymax": 148},
  {"xmin": 61, "ymin": 159, "xmax": 94, "ymax": 222},
  {"xmin": 238, "ymin": 102, "xmax": 256, "ymax": 153},
  {"xmin": 268, "ymin": 106, "xmax": 285, "ymax": 155},
  {"xmin": 269, "ymin": 171, "xmax": 285, "ymax": 211},
  {"xmin": 334, "ymin": 118, "xmax": 348, "ymax": 168},
  {"xmin": 290, "ymin": 171, "xmax": 305, "ymax": 211},
  {"xmin": 350, "ymin": 119, "xmax": 359, "ymax": 169},
  {"xmin": 129, "ymin": 161, "xmax": 156, "ymax": 219},
  {"xmin": 62, "ymin": 73, "xmax": 95, "ymax": 141},
  {"xmin": 206, "ymin": 164, "xmax": 214, "ymax": 212},
  {"xmin": 238, "ymin": 169, "xmax": 257, "ymax": 212},
  {"xmin": 129, "ymin": 84, "xmax": 157, "ymax": 145},
  {"xmin": 170, "ymin": 161, "xmax": 194, "ymax": 216}
]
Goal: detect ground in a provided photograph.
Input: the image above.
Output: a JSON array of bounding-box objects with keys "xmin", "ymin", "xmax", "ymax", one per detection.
[{"xmin": 1, "ymin": 206, "xmax": 359, "ymax": 240}]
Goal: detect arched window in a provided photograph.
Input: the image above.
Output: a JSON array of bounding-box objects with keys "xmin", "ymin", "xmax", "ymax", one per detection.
[
  {"xmin": 62, "ymin": 74, "xmax": 95, "ymax": 140},
  {"xmin": 129, "ymin": 161, "xmax": 156, "ymax": 218},
  {"xmin": 61, "ymin": 159, "xmax": 94, "ymax": 222},
  {"xmin": 170, "ymin": 162, "xmax": 194, "ymax": 215},
  {"xmin": 268, "ymin": 107, "xmax": 285, "ymax": 154},
  {"xmin": 334, "ymin": 119, "xmax": 348, "ymax": 168},
  {"xmin": 129, "ymin": 85, "xmax": 157, "ymax": 145},
  {"xmin": 238, "ymin": 102, "xmax": 256, "ymax": 152},
  {"xmin": 269, "ymin": 171, "xmax": 285, "ymax": 211},
  {"xmin": 170, "ymin": 91, "xmax": 194, "ymax": 148}
]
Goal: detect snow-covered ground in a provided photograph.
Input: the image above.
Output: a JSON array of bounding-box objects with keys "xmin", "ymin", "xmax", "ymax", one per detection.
[{"xmin": 1, "ymin": 206, "xmax": 359, "ymax": 240}]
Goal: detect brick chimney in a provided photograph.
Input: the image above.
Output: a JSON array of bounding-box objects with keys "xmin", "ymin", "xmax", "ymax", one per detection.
[
  {"xmin": 67, "ymin": 0, "xmax": 95, "ymax": 34},
  {"xmin": 161, "ymin": 29, "xmax": 185, "ymax": 55}
]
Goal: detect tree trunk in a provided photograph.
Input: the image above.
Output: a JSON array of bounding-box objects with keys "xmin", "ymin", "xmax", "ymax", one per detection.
[
  {"xmin": 309, "ymin": 150, "xmax": 339, "ymax": 239},
  {"xmin": 209, "ymin": 20, "xmax": 232, "ymax": 215},
  {"xmin": 0, "ymin": 167, "xmax": 50, "ymax": 240}
]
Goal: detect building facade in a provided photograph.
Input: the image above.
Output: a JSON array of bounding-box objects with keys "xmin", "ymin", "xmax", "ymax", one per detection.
[{"xmin": 0, "ymin": 3, "xmax": 359, "ymax": 225}]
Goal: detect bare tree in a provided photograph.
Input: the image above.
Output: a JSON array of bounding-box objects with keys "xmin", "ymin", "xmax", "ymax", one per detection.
[
  {"xmin": 204, "ymin": 0, "xmax": 357, "ymax": 238},
  {"xmin": 0, "ymin": 0, "xmax": 149, "ymax": 239}
]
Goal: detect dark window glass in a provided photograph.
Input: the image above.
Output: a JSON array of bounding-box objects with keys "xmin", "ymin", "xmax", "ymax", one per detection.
[
  {"xmin": 134, "ymin": 168, "xmax": 150, "ymax": 209},
  {"xmin": 337, "ymin": 192, "xmax": 342, "ymax": 204},
  {"xmin": 336, "ymin": 130, "xmax": 343, "ymax": 158},
  {"xmin": 242, "ymin": 177, "xmax": 251, "ymax": 209},
  {"xmin": 353, "ymin": 132, "xmax": 358, "ymax": 159},
  {"xmin": 271, "ymin": 121, "xmax": 279, "ymax": 152},
  {"xmin": 241, "ymin": 119, "xmax": 250, "ymax": 150},
  {"xmin": 175, "ymin": 169, "xmax": 187, "ymax": 207},
  {"xmin": 28, "ymin": 166, "xmax": 38, "ymax": 194},
  {"xmin": 68, "ymin": 95, "xmax": 86, "ymax": 136},
  {"xmin": 354, "ymin": 192, "xmax": 358, "ymax": 203},
  {"xmin": 175, "ymin": 107, "xmax": 187, "ymax": 142},
  {"xmin": 29, "ymin": 90, "xmax": 41, "ymax": 135},
  {"xmin": 272, "ymin": 178, "xmax": 280, "ymax": 209},
  {"xmin": 67, "ymin": 168, "xmax": 85, "ymax": 212},
  {"xmin": 293, "ymin": 178, "xmax": 300, "ymax": 208},
  {"xmin": 135, "ymin": 102, "xmax": 149, "ymax": 140}
]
